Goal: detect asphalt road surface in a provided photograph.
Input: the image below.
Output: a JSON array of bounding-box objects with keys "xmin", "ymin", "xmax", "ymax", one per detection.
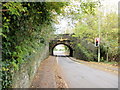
[{"xmin": 56, "ymin": 57, "xmax": 118, "ymax": 88}]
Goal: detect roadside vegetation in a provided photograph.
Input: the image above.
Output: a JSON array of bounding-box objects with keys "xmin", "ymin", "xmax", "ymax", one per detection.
[
  {"xmin": 1, "ymin": 2, "xmax": 68, "ymax": 88},
  {"xmin": 73, "ymin": 11, "xmax": 118, "ymax": 62}
]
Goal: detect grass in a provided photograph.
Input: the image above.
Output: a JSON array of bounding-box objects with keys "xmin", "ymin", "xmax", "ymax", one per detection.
[{"xmin": 102, "ymin": 61, "xmax": 118, "ymax": 66}]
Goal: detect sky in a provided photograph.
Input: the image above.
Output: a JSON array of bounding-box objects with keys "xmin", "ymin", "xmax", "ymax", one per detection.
[
  {"xmin": 54, "ymin": 0, "xmax": 119, "ymax": 34},
  {"xmin": 100, "ymin": 0, "xmax": 119, "ymax": 14}
]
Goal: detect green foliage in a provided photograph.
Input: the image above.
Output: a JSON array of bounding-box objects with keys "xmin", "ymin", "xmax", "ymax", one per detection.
[
  {"xmin": 64, "ymin": 45, "xmax": 70, "ymax": 51},
  {"xmin": 2, "ymin": 2, "xmax": 67, "ymax": 88},
  {"xmin": 63, "ymin": 0, "xmax": 98, "ymax": 20},
  {"xmin": 80, "ymin": 1, "xmax": 98, "ymax": 15},
  {"xmin": 100, "ymin": 13, "xmax": 118, "ymax": 61},
  {"xmin": 3, "ymin": 2, "xmax": 27, "ymax": 16},
  {"xmin": 76, "ymin": 43, "xmax": 96, "ymax": 61},
  {"xmin": 72, "ymin": 4, "xmax": 118, "ymax": 62}
]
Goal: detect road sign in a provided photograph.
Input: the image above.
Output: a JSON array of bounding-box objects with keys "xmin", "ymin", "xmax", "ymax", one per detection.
[{"xmin": 95, "ymin": 38, "xmax": 100, "ymax": 47}]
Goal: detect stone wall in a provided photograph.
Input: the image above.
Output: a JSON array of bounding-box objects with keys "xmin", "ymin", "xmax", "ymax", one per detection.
[{"xmin": 12, "ymin": 44, "xmax": 49, "ymax": 88}]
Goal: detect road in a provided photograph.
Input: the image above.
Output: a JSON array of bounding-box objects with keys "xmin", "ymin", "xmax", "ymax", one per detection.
[{"xmin": 56, "ymin": 56, "xmax": 118, "ymax": 88}]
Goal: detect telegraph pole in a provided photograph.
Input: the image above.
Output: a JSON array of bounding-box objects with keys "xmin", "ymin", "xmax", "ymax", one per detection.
[{"xmin": 98, "ymin": 3, "xmax": 101, "ymax": 62}]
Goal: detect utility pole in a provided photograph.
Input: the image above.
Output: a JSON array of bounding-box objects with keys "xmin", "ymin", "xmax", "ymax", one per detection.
[{"xmin": 98, "ymin": 3, "xmax": 101, "ymax": 63}]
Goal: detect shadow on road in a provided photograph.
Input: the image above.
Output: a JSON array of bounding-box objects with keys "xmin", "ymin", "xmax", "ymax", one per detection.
[{"xmin": 53, "ymin": 55, "xmax": 70, "ymax": 57}]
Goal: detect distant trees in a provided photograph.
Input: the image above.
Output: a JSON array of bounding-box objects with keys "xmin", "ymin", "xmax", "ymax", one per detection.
[{"xmin": 71, "ymin": 1, "xmax": 118, "ymax": 62}]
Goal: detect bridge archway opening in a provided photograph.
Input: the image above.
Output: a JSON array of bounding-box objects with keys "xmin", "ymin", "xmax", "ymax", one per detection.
[{"xmin": 52, "ymin": 43, "xmax": 73, "ymax": 57}]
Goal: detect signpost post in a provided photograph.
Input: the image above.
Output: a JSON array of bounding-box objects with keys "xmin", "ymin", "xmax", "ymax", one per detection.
[{"xmin": 98, "ymin": 4, "xmax": 101, "ymax": 63}]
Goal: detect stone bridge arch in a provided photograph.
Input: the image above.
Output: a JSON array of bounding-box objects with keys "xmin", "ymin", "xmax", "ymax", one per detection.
[
  {"xmin": 50, "ymin": 42, "xmax": 73, "ymax": 57},
  {"xmin": 49, "ymin": 34, "xmax": 75, "ymax": 57}
]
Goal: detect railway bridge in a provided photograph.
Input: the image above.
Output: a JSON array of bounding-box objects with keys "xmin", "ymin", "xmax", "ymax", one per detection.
[{"xmin": 49, "ymin": 34, "xmax": 76, "ymax": 57}]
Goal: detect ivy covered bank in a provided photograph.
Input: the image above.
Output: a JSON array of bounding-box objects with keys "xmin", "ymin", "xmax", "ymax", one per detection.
[{"xmin": 1, "ymin": 2, "xmax": 67, "ymax": 88}]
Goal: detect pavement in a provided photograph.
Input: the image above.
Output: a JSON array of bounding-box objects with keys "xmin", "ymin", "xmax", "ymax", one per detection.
[{"xmin": 30, "ymin": 56, "xmax": 67, "ymax": 88}]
